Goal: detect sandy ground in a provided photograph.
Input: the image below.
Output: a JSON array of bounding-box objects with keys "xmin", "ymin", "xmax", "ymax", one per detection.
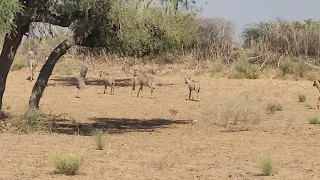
[{"xmin": 0, "ymin": 67, "xmax": 320, "ymax": 180}]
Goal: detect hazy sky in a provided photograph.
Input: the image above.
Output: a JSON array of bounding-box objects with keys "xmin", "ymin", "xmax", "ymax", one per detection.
[{"xmin": 197, "ymin": 0, "xmax": 320, "ymax": 41}]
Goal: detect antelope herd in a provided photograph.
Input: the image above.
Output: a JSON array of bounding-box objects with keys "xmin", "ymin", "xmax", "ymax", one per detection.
[{"xmin": 25, "ymin": 51, "xmax": 320, "ymax": 106}]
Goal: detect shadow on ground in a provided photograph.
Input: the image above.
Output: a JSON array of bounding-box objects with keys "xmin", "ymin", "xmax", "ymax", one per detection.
[
  {"xmin": 52, "ymin": 117, "xmax": 193, "ymax": 136},
  {"xmin": 50, "ymin": 76, "xmax": 132, "ymax": 87}
]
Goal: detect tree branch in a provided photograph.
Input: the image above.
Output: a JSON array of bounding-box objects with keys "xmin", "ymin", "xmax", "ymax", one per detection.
[{"xmin": 30, "ymin": 9, "xmax": 86, "ymax": 27}]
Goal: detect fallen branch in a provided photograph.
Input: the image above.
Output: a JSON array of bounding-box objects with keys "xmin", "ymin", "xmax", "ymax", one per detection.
[{"xmin": 255, "ymin": 53, "xmax": 274, "ymax": 75}]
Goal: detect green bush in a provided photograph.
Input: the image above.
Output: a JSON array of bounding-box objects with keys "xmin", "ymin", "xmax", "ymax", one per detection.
[
  {"xmin": 309, "ymin": 116, "xmax": 319, "ymax": 124},
  {"xmin": 229, "ymin": 60, "xmax": 260, "ymax": 79},
  {"xmin": 259, "ymin": 155, "xmax": 275, "ymax": 176}
]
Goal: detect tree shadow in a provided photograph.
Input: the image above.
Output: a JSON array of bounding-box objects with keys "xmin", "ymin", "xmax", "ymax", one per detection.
[
  {"xmin": 52, "ymin": 117, "xmax": 193, "ymax": 136},
  {"xmin": 50, "ymin": 76, "xmax": 132, "ymax": 87}
]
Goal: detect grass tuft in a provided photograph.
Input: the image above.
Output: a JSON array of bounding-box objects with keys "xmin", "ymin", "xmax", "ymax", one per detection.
[
  {"xmin": 259, "ymin": 155, "xmax": 275, "ymax": 176},
  {"xmin": 298, "ymin": 93, "xmax": 306, "ymax": 102},
  {"xmin": 53, "ymin": 152, "xmax": 84, "ymax": 176},
  {"xmin": 18, "ymin": 109, "xmax": 53, "ymax": 133},
  {"xmin": 93, "ymin": 129, "xmax": 107, "ymax": 150},
  {"xmin": 308, "ymin": 116, "xmax": 320, "ymax": 124},
  {"xmin": 266, "ymin": 102, "xmax": 283, "ymax": 114}
]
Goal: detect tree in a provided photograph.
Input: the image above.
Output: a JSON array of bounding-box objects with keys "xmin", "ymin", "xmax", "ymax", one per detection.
[
  {"xmin": 0, "ymin": 0, "xmax": 93, "ymax": 113},
  {"xmin": 1, "ymin": 0, "xmax": 200, "ymax": 112}
]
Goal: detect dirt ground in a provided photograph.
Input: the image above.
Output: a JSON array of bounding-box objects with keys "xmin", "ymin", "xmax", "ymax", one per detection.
[{"xmin": 0, "ymin": 67, "xmax": 320, "ymax": 180}]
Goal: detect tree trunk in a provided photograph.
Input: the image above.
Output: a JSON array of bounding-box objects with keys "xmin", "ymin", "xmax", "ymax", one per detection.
[
  {"xmin": 76, "ymin": 56, "xmax": 89, "ymax": 90},
  {"xmin": 28, "ymin": 38, "xmax": 77, "ymax": 110},
  {"xmin": 0, "ymin": 24, "xmax": 29, "ymax": 115}
]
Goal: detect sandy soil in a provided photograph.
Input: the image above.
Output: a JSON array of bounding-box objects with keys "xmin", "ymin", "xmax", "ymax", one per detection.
[{"xmin": 0, "ymin": 68, "xmax": 320, "ymax": 180}]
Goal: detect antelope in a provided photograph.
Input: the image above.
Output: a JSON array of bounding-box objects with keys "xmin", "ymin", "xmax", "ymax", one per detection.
[
  {"xmin": 27, "ymin": 50, "xmax": 37, "ymax": 81},
  {"xmin": 133, "ymin": 69, "xmax": 156, "ymax": 99},
  {"xmin": 184, "ymin": 77, "xmax": 200, "ymax": 101},
  {"xmin": 313, "ymin": 80, "xmax": 320, "ymax": 109},
  {"xmin": 99, "ymin": 71, "xmax": 115, "ymax": 95}
]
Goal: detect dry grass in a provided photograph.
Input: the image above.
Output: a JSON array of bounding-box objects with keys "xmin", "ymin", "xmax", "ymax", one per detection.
[
  {"xmin": 298, "ymin": 93, "xmax": 307, "ymax": 102},
  {"xmin": 220, "ymin": 96, "xmax": 261, "ymax": 132},
  {"xmin": 93, "ymin": 129, "xmax": 107, "ymax": 150},
  {"xmin": 17, "ymin": 109, "xmax": 54, "ymax": 133},
  {"xmin": 11, "ymin": 54, "xmax": 28, "ymax": 72},
  {"xmin": 53, "ymin": 152, "xmax": 84, "ymax": 175},
  {"xmin": 266, "ymin": 102, "xmax": 283, "ymax": 114},
  {"xmin": 259, "ymin": 155, "xmax": 275, "ymax": 176}
]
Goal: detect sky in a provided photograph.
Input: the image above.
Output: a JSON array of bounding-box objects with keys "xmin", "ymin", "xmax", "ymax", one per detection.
[{"xmin": 197, "ymin": 0, "xmax": 320, "ymax": 42}]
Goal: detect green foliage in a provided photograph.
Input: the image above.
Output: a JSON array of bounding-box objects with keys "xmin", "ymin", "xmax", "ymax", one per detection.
[
  {"xmin": 110, "ymin": 2, "xmax": 196, "ymax": 57},
  {"xmin": 72, "ymin": 1, "xmax": 196, "ymax": 57},
  {"xmin": 228, "ymin": 60, "xmax": 259, "ymax": 79},
  {"xmin": 0, "ymin": 0, "xmax": 21, "ymax": 33},
  {"xmin": 259, "ymin": 155, "xmax": 275, "ymax": 176},
  {"xmin": 279, "ymin": 57, "xmax": 310, "ymax": 78},
  {"xmin": 53, "ymin": 152, "xmax": 84, "ymax": 175}
]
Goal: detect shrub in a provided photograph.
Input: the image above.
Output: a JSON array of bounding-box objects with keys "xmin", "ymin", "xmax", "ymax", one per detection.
[
  {"xmin": 308, "ymin": 116, "xmax": 319, "ymax": 124},
  {"xmin": 243, "ymin": 18, "xmax": 320, "ymax": 58},
  {"xmin": 53, "ymin": 152, "xmax": 84, "ymax": 175},
  {"xmin": 259, "ymin": 155, "xmax": 275, "ymax": 176},
  {"xmin": 279, "ymin": 57, "xmax": 295, "ymax": 76},
  {"xmin": 220, "ymin": 96, "xmax": 261, "ymax": 132},
  {"xmin": 298, "ymin": 93, "xmax": 306, "ymax": 102},
  {"xmin": 18, "ymin": 110, "xmax": 53, "ymax": 133},
  {"xmin": 228, "ymin": 60, "xmax": 259, "ymax": 79},
  {"xmin": 93, "ymin": 129, "xmax": 106, "ymax": 150},
  {"xmin": 266, "ymin": 102, "xmax": 283, "ymax": 114}
]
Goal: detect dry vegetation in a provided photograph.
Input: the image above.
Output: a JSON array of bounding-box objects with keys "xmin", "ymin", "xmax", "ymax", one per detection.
[{"xmin": 1, "ymin": 3, "xmax": 320, "ymax": 179}]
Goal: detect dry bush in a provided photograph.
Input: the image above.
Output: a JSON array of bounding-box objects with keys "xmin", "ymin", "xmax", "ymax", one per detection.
[
  {"xmin": 53, "ymin": 152, "xmax": 84, "ymax": 175},
  {"xmin": 243, "ymin": 18, "xmax": 320, "ymax": 59},
  {"xmin": 18, "ymin": 109, "xmax": 54, "ymax": 133},
  {"xmin": 220, "ymin": 96, "xmax": 261, "ymax": 132},
  {"xmin": 192, "ymin": 18, "xmax": 236, "ymax": 61},
  {"xmin": 266, "ymin": 102, "xmax": 283, "ymax": 114}
]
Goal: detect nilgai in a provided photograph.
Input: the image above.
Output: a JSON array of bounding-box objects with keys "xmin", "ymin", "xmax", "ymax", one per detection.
[
  {"xmin": 100, "ymin": 71, "xmax": 115, "ymax": 95},
  {"xmin": 184, "ymin": 77, "xmax": 200, "ymax": 101}
]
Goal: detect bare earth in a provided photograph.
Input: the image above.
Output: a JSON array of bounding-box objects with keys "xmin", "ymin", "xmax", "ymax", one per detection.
[{"xmin": 0, "ymin": 67, "xmax": 320, "ymax": 180}]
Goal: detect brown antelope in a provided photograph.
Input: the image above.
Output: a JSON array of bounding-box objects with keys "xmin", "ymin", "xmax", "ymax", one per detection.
[
  {"xmin": 27, "ymin": 50, "xmax": 37, "ymax": 81},
  {"xmin": 100, "ymin": 70, "xmax": 115, "ymax": 95},
  {"xmin": 133, "ymin": 69, "xmax": 156, "ymax": 99}
]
